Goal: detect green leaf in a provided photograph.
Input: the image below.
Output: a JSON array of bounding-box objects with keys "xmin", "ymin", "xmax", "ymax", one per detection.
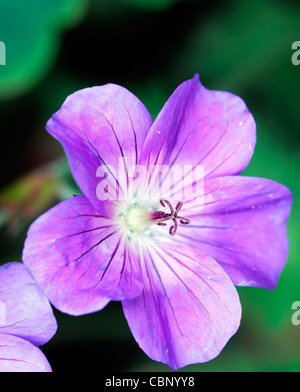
[{"xmin": 0, "ymin": 0, "xmax": 87, "ymax": 100}]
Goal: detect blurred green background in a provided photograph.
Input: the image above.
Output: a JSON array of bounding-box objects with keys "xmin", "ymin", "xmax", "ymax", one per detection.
[{"xmin": 0, "ymin": 0, "xmax": 300, "ymax": 372}]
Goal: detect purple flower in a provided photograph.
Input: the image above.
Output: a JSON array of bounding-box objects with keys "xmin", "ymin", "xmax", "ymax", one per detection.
[
  {"xmin": 22, "ymin": 75, "xmax": 292, "ymax": 369},
  {"xmin": 0, "ymin": 262, "xmax": 57, "ymax": 372}
]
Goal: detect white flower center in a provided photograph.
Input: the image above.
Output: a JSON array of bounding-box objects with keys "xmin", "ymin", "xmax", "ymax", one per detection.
[
  {"xmin": 116, "ymin": 196, "xmax": 190, "ymax": 241},
  {"xmin": 116, "ymin": 196, "xmax": 160, "ymax": 241},
  {"xmin": 124, "ymin": 206, "xmax": 151, "ymax": 233}
]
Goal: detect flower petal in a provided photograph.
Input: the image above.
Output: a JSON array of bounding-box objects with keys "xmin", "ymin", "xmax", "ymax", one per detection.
[
  {"xmin": 22, "ymin": 195, "xmax": 143, "ymax": 316},
  {"xmin": 0, "ymin": 333, "xmax": 52, "ymax": 372},
  {"xmin": 177, "ymin": 176, "xmax": 292, "ymax": 289},
  {"xmin": 46, "ymin": 84, "xmax": 152, "ymax": 214},
  {"xmin": 139, "ymin": 74, "xmax": 256, "ymax": 184},
  {"xmin": 122, "ymin": 240, "xmax": 241, "ymax": 370},
  {"xmin": 0, "ymin": 262, "xmax": 57, "ymax": 346}
]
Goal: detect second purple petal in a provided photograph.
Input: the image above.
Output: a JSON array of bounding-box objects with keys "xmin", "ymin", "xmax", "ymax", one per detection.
[
  {"xmin": 122, "ymin": 240, "xmax": 241, "ymax": 370},
  {"xmin": 0, "ymin": 262, "xmax": 57, "ymax": 346},
  {"xmin": 139, "ymin": 74, "xmax": 256, "ymax": 180},
  {"xmin": 0, "ymin": 334, "xmax": 52, "ymax": 372},
  {"xmin": 22, "ymin": 195, "xmax": 143, "ymax": 316},
  {"xmin": 46, "ymin": 83, "xmax": 153, "ymax": 214},
  {"xmin": 177, "ymin": 176, "xmax": 293, "ymax": 289}
]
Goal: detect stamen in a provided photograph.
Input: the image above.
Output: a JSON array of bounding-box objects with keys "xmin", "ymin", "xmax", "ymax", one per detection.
[
  {"xmin": 169, "ymin": 218, "xmax": 178, "ymax": 236},
  {"xmin": 179, "ymin": 217, "xmax": 190, "ymax": 225},
  {"xmin": 160, "ymin": 198, "xmax": 174, "ymax": 215},
  {"xmin": 154, "ymin": 198, "xmax": 190, "ymax": 236},
  {"xmin": 175, "ymin": 201, "xmax": 183, "ymax": 213}
]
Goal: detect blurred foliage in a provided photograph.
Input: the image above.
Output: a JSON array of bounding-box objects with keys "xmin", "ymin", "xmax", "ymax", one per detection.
[
  {"xmin": 0, "ymin": 0, "xmax": 300, "ymax": 372},
  {"xmin": 0, "ymin": 0, "xmax": 87, "ymax": 100},
  {"xmin": 119, "ymin": 0, "xmax": 178, "ymax": 10},
  {"xmin": 123, "ymin": 0, "xmax": 205, "ymax": 11},
  {"xmin": 0, "ymin": 157, "xmax": 80, "ymax": 237}
]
